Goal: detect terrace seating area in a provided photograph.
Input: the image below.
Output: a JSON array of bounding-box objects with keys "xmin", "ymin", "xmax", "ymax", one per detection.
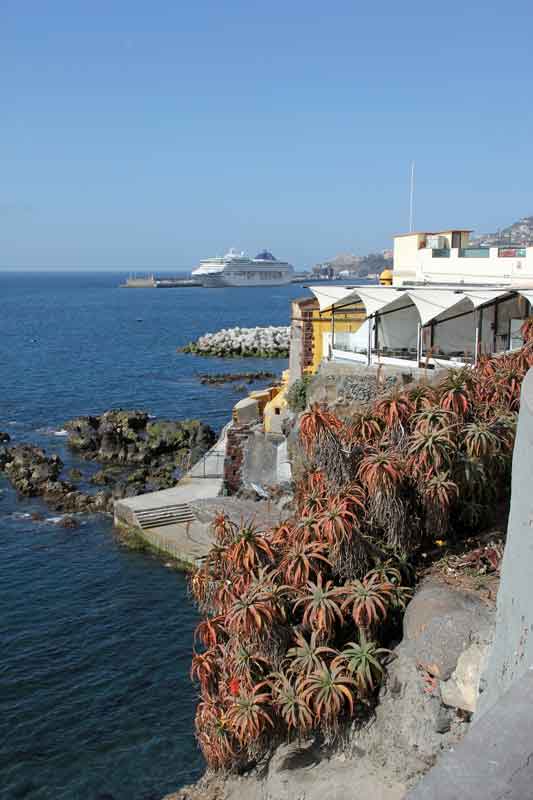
[{"xmin": 310, "ymin": 284, "xmax": 532, "ymax": 369}]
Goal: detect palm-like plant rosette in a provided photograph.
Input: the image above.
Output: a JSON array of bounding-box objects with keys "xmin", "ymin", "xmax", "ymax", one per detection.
[
  {"xmin": 332, "ymin": 635, "xmax": 390, "ymax": 694},
  {"xmin": 292, "ymin": 573, "xmax": 344, "ymax": 635},
  {"xmin": 339, "ymin": 573, "xmax": 394, "ymax": 630},
  {"xmin": 300, "ymin": 663, "xmax": 356, "ymax": 723}
]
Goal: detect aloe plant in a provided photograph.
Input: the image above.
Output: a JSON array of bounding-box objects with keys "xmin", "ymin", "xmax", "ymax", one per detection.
[{"xmin": 332, "ymin": 635, "xmax": 390, "ymax": 693}]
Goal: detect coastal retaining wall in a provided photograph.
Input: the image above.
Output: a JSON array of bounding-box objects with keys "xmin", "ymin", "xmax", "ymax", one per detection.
[
  {"xmin": 308, "ymin": 361, "xmax": 443, "ymax": 409},
  {"xmin": 131, "ymin": 522, "xmax": 208, "ymax": 569},
  {"xmin": 477, "ymin": 367, "xmax": 533, "ymax": 715}
]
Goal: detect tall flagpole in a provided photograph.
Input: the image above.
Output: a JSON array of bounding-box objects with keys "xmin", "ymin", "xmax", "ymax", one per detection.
[{"xmin": 409, "ymin": 161, "xmax": 415, "ymax": 232}]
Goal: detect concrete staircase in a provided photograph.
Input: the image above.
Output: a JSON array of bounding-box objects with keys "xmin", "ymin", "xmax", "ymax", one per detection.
[
  {"xmin": 135, "ymin": 503, "xmax": 195, "ymax": 530},
  {"xmin": 113, "ymin": 424, "xmax": 230, "ymax": 564}
]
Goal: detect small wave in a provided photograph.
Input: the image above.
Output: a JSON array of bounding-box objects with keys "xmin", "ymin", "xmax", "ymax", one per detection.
[
  {"xmin": 46, "ymin": 516, "xmax": 65, "ymax": 524},
  {"xmin": 12, "ymin": 512, "xmax": 32, "ymax": 519},
  {"xmin": 36, "ymin": 426, "xmax": 69, "ymax": 437}
]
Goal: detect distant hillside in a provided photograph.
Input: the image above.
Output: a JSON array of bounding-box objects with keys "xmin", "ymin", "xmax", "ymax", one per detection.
[
  {"xmin": 471, "ymin": 216, "xmax": 533, "ymax": 247},
  {"xmin": 314, "ymin": 251, "xmax": 392, "ymax": 277}
]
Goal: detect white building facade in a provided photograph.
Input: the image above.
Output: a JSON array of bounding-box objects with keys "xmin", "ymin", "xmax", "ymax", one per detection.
[{"xmin": 393, "ymin": 230, "xmax": 533, "ymax": 289}]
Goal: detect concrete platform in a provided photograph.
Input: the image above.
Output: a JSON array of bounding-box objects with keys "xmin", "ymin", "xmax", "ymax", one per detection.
[
  {"xmin": 116, "ymin": 495, "xmax": 288, "ymax": 569},
  {"xmin": 113, "ymin": 426, "xmax": 229, "ymax": 565},
  {"xmin": 113, "ymin": 422, "xmax": 291, "ymax": 567}
]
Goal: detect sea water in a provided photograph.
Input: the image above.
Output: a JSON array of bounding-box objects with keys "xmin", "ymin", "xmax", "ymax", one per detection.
[{"xmin": 0, "ymin": 271, "xmax": 305, "ymax": 800}]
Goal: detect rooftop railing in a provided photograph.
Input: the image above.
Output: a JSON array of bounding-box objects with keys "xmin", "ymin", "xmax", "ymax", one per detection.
[
  {"xmin": 498, "ymin": 247, "xmax": 526, "ymax": 257},
  {"xmin": 459, "ymin": 247, "xmax": 491, "ymax": 258}
]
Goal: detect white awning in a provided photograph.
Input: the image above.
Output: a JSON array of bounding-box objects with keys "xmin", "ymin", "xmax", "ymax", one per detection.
[
  {"xmin": 404, "ymin": 290, "xmax": 466, "ymax": 325},
  {"xmin": 308, "ymin": 286, "xmax": 358, "ymax": 311},
  {"xmin": 517, "ymin": 290, "xmax": 533, "ymax": 306},
  {"xmin": 352, "ymin": 287, "xmax": 408, "ymax": 317},
  {"xmin": 309, "ymin": 285, "xmax": 533, "ymax": 323},
  {"xmin": 309, "ymin": 285, "xmax": 410, "ymax": 316},
  {"xmin": 464, "ymin": 289, "xmax": 512, "ymax": 308}
]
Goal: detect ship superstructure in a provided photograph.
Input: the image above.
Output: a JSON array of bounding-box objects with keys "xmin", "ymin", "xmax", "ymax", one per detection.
[{"xmin": 192, "ymin": 248, "xmax": 294, "ymax": 287}]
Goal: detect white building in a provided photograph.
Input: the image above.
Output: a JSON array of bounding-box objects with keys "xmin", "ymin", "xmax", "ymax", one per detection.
[{"xmin": 392, "ymin": 229, "xmax": 533, "ymax": 288}]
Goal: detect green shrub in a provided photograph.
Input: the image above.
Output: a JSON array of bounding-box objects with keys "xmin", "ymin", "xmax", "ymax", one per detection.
[{"xmin": 286, "ymin": 375, "xmax": 312, "ymax": 412}]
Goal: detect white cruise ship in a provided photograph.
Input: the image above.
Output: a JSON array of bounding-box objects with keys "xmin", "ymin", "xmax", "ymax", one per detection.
[{"xmin": 192, "ymin": 248, "xmax": 294, "ymax": 287}]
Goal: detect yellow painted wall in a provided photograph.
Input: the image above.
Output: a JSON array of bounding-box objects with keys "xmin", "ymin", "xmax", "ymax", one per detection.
[
  {"xmin": 264, "ymin": 370, "xmax": 290, "ymax": 433},
  {"xmin": 309, "ymin": 305, "xmax": 366, "ymax": 374}
]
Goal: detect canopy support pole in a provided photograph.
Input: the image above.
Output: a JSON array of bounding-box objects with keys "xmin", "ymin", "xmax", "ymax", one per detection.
[
  {"xmin": 416, "ymin": 322, "xmax": 422, "ymax": 365},
  {"xmin": 331, "ymin": 307, "xmax": 335, "ymax": 358},
  {"xmin": 367, "ymin": 317, "xmax": 373, "ymax": 366},
  {"xmin": 475, "ymin": 308, "xmax": 483, "ymax": 364}
]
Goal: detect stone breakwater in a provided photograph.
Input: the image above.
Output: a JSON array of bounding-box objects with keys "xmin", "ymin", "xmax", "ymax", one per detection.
[{"xmin": 180, "ymin": 326, "xmax": 290, "ymax": 358}]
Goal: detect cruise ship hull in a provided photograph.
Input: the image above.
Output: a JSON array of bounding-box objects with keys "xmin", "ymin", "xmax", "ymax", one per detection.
[{"xmin": 200, "ymin": 271, "xmax": 294, "ymax": 288}]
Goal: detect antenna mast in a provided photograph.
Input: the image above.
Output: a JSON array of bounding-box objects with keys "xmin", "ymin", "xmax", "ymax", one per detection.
[{"xmin": 409, "ymin": 161, "xmax": 415, "ymax": 232}]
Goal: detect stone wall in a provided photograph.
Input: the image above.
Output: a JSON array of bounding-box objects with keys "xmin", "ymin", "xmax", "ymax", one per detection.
[
  {"xmin": 224, "ymin": 424, "xmax": 253, "ymax": 494},
  {"xmin": 308, "ymin": 361, "xmax": 443, "ymax": 409},
  {"xmin": 478, "ymin": 367, "xmax": 533, "ymax": 716}
]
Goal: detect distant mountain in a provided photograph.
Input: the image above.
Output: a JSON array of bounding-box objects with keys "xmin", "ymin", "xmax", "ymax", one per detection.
[
  {"xmin": 471, "ymin": 216, "xmax": 533, "ymax": 247},
  {"xmin": 314, "ymin": 251, "xmax": 392, "ymax": 277}
]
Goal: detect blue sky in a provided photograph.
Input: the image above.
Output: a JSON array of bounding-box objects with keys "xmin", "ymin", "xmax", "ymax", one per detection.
[{"xmin": 2, "ymin": 0, "xmax": 533, "ymax": 270}]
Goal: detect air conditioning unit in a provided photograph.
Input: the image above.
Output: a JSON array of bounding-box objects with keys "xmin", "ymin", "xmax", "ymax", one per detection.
[{"xmin": 426, "ymin": 235, "xmax": 448, "ymax": 250}]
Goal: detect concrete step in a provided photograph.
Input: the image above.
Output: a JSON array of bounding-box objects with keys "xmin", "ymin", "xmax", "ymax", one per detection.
[{"xmin": 135, "ymin": 503, "xmax": 195, "ymax": 529}]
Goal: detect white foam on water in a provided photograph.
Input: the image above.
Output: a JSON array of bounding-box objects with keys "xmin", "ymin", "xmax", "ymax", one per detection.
[
  {"xmin": 46, "ymin": 516, "xmax": 64, "ymax": 524},
  {"xmin": 36, "ymin": 426, "xmax": 69, "ymax": 437}
]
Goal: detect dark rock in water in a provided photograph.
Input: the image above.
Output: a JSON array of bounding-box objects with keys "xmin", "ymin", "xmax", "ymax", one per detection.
[
  {"xmin": 64, "ymin": 409, "xmax": 216, "ymax": 478},
  {"xmin": 1, "ymin": 409, "xmax": 215, "ymax": 515},
  {"xmin": 0, "ymin": 431, "xmax": 10, "ymax": 443},
  {"xmin": 68, "ymin": 467, "xmax": 82, "ymax": 481},
  {"xmin": 90, "ymin": 467, "xmax": 122, "ymax": 485},
  {"xmin": 63, "ymin": 414, "xmax": 100, "ymax": 453},
  {"xmin": 59, "ymin": 515, "xmax": 79, "ymax": 529},
  {"xmin": 0, "ymin": 442, "xmax": 115, "ymax": 514},
  {"xmin": 31, "ymin": 511, "xmax": 45, "ymax": 521},
  {"xmin": 2, "ymin": 445, "xmax": 63, "ymax": 496},
  {"xmin": 198, "ymin": 370, "xmax": 277, "ymax": 385}
]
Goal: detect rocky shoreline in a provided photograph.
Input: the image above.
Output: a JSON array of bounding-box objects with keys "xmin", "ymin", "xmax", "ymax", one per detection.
[
  {"xmin": 0, "ymin": 443, "xmax": 115, "ymax": 513},
  {"xmin": 198, "ymin": 370, "xmax": 277, "ymax": 385},
  {"xmin": 180, "ymin": 326, "xmax": 290, "ymax": 358},
  {"xmin": 0, "ymin": 410, "xmax": 216, "ymax": 514}
]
